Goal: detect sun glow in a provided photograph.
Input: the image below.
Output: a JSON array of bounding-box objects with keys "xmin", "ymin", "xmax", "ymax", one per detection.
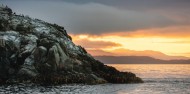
[
  {"xmin": 71, "ymin": 34, "xmax": 190, "ymax": 57},
  {"xmin": 78, "ymin": 35, "xmax": 88, "ymax": 39}
]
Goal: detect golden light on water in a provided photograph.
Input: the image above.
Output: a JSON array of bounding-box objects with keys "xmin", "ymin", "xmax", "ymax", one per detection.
[{"xmin": 107, "ymin": 64, "xmax": 190, "ymax": 78}]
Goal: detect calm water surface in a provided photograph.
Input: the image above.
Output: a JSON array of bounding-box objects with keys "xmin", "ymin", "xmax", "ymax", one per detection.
[
  {"xmin": 0, "ymin": 64, "xmax": 190, "ymax": 94},
  {"xmin": 108, "ymin": 64, "xmax": 190, "ymax": 78}
]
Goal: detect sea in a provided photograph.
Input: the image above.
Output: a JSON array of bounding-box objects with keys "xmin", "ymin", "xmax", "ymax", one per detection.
[{"xmin": 0, "ymin": 64, "xmax": 190, "ymax": 94}]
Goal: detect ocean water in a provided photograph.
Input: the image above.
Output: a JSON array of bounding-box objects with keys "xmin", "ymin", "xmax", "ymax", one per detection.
[{"xmin": 0, "ymin": 64, "xmax": 190, "ymax": 94}]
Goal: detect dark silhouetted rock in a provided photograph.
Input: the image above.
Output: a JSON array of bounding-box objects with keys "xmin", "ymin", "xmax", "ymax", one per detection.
[{"xmin": 0, "ymin": 5, "xmax": 143, "ymax": 85}]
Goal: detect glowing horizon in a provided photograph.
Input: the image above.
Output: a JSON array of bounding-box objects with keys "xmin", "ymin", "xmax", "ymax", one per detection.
[{"xmin": 70, "ymin": 26, "xmax": 190, "ymax": 59}]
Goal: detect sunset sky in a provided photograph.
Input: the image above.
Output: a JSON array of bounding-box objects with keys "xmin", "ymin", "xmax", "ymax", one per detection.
[{"xmin": 1, "ymin": 0, "xmax": 190, "ymax": 59}]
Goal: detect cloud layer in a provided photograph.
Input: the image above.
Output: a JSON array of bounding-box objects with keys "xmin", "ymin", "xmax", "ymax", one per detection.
[{"xmin": 2, "ymin": 0, "xmax": 187, "ymax": 35}]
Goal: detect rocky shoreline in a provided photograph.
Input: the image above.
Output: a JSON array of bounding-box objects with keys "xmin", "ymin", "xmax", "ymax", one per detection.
[{"xmin": 0, "ymin": 5, "xmax": 143, "ymax": 85}]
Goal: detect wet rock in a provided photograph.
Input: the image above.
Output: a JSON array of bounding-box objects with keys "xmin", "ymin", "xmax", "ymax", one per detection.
[{"xmin": 86, "ymin": 74, "xmax": 107, "ymax": 84}]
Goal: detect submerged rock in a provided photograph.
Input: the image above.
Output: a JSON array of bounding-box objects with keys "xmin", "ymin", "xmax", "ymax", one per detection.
[{"xmin": 0, "ymin": 5, "xmax": 143, "ymax": 85}]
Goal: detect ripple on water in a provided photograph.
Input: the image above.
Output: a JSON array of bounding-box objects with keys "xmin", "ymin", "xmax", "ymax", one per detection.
[{"xmin": 0, "ymin": 79, "xmax": 190, "ymax": 94}]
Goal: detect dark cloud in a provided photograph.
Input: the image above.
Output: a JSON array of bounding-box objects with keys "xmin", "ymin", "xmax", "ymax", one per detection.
[
  {"xmin": 1, "ymin": 0, "xmax": 189, "ymax": 35},
  {"xmin": 63, "ymin": 0, "xmax": 190, "ymax": 10}
]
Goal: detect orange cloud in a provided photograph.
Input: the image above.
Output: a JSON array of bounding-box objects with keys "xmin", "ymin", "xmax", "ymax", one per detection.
[
  {"xmin": 103, "ymin": 25, "xmax": 190, "ymax": 38},
  {"xmin": 86, "ymin": 49, "xmax": 115, "ymax": 56},
  {"xmin": 71, "ymin": 35, "xmax": 121, "ymax": 49}
]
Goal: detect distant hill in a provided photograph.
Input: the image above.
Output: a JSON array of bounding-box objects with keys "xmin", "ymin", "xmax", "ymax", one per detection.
[
  {"xmin": 87, "ymin": 49, "xmax": 189, "ymax": 60},
  {"xmin": 95, "ymin": 56, "xmax": 190, "ymax": 64}
]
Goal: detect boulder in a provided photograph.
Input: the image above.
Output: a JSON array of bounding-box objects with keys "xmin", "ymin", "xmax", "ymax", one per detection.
[
  {"xmin": 55, "ymin": 43, "xmax": 68, "ymax": 69},
  {"xmin": 46, "ymin": 45, "xmax": 60, "ymax": 72}
]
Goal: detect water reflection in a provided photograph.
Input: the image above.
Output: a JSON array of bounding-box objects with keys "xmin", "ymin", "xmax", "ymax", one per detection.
[{"xmin": 107, "ymin": 64, "xmax": 190, "ymax": 78}]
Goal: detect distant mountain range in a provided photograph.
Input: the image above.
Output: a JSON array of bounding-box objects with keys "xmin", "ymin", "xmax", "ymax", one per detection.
[
  {"xmin": 95, "ymin": 56, "xmax": 190, "ymax": 64},
  {"xmin": 87, "ymin": 49, "xmax": 190, "ymax": 60}
]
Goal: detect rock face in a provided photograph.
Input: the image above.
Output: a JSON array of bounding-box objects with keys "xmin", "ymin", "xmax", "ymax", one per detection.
[{"xmin": 0, "ymin": 5, "xmax": 143, "ymax": 84}]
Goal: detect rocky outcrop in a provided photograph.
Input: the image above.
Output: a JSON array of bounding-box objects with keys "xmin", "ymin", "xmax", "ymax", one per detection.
[{"xmin": 0, "ymin": 5, "xmax": 143, "ymax": 85}]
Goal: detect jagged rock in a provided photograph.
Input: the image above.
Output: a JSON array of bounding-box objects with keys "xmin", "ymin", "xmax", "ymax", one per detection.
[{"xmin": 0, "ymin": 6, "xmax": 143, "ymax": 84}]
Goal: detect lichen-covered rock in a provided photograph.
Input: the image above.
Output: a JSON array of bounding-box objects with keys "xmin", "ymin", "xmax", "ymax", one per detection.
[{"xmin": 0, "ymin": 5, "xmax": 143, "ymax": 85}]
